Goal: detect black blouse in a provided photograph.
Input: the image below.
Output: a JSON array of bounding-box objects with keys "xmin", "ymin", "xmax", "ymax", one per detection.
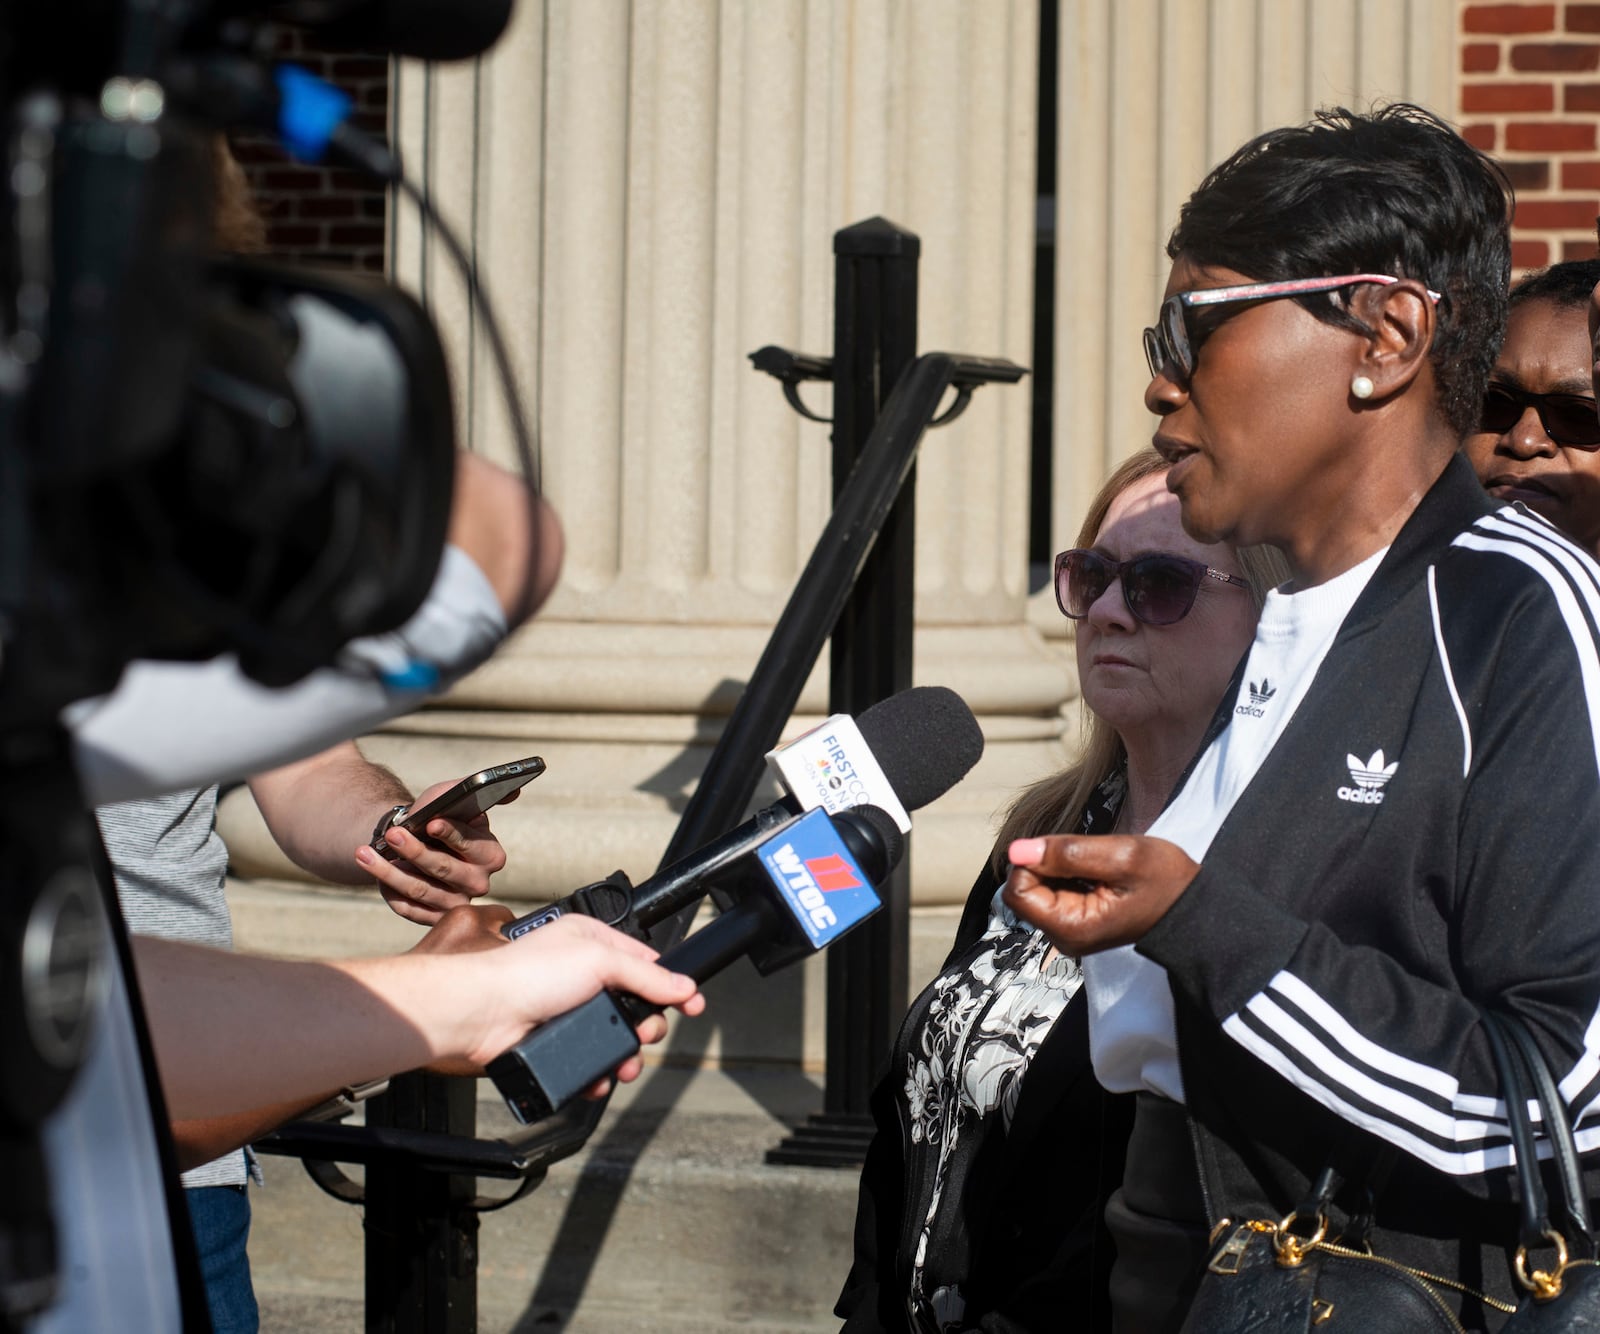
[{"xmin": 837, "ymin": 771, "xmax": 1135, "ymax": 1334}]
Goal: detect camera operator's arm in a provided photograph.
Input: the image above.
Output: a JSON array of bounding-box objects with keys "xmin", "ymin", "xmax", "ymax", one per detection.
[
  {"xmin": 172, "ymin": 1094, "xmax": 324, "ymax": 1174},
  {"xmin": 134, "ymin": 913, "xmax": 700, "ymax": 1121},
  {"xmin": 447, "ymin": 450, "xmax": 563, "ymax": 622},
  {"xmin": 166, "ymin": 904, "xmax": 524, "ymax": 1169},
  {"xmin": 69, "ymin": 454, "xmax": 563, "ymax": 806}
]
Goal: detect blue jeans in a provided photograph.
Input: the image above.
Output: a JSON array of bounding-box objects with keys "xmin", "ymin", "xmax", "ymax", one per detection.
[{"xmin": 185, "ymin": 1184, "xmax": 259, "ymax": 1334}]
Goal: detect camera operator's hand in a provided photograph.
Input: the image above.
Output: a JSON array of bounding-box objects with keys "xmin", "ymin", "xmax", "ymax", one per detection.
[
  {"xmin": 356, "ymin": 776, "xmax": 523, "ymax": 924},
  {"xmin": 448, "ymin": 452, "xmax": 564, "ymax": 625},
  {"xmin": 71, "ymin": 456, "xmax": 564, "ymax": 808}
]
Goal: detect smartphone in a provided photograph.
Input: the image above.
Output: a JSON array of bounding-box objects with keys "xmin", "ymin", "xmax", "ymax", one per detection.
[{"xmin": 373, "ymin": 755, "xmax": 545, "ymax": 862}]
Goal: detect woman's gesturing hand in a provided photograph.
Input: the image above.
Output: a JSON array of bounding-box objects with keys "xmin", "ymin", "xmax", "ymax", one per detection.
[{"xmin": 1001, "ymin": 834, "xmax": 1199, "ymax": 955}]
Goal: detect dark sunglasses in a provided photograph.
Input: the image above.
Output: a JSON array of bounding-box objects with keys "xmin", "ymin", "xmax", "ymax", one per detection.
[
  {"xmin": 1054, "ymin": 549, "xmax": 1250, "ymax": 626},
  {"xmin": 1142, "ymin": 273, "xmax": 1442, "ymax": 383},
  {"xmin": 1479, "ymin": 383, "xmax": 1600, "ymax": 450}
]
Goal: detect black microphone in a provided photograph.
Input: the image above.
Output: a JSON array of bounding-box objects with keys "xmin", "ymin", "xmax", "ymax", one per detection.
[
  {"xmin": 489, "ymin": 806, "xmax": 904, "ymax": 1125},
  {"xmin": 500, "ymin": 685, "xmax": 984, "ymax": 942}
]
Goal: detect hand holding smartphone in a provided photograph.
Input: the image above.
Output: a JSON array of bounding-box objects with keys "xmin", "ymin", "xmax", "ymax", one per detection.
[{"xmin": 372, "ymin": 756, "xmax": 545, "ymax": 863}]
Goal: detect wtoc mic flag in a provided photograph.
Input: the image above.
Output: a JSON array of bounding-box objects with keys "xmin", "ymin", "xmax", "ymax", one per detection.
[
  {"xmin": 756, "ymin": 809, "xmax": 882, "ymax": 949},
  {"xmin": 765, "ymin": 714, "xmax": 911, "ymax": 833}
]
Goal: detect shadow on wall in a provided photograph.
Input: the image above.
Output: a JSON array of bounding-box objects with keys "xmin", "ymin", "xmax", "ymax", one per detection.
[
  {"xmin": 629, "ymin": 674, "xmax": 807, "ymax": 814},
  {"xmin": 516, "ymin": 675, "xmax": 836, "ymax": 1326}
]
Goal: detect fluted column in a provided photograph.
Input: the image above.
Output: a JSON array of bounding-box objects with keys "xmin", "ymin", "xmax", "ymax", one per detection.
[
  {"xmin": 217, "ymin": 0, "xmax": 1053, "ymax": 909},
  {"xmin": 209, "ymin": 0, "xmax": 1475, "ymax": 1073},
  {"xmin": 220, "ymin": 1, "xmax": 1466, "ymax": 912}
]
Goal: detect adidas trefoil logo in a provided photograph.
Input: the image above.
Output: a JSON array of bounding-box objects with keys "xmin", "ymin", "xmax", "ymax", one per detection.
[
  {"xmin": 1235, "ymin": 678, "xmax": 1277, "ymax": 718},
  {"xmin": 1336, "ymin": 749, "xmax": 1398, "ymax": 805}
]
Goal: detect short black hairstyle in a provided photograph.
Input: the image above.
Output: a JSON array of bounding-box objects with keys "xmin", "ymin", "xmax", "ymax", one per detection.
[
  {"xmin": 1166, "ymin": 104, "xmax": 1513, "ymax": 440},
  {"xmin": 1509, "ymin": 257, "xmax": 1600, "ymax": 311}
]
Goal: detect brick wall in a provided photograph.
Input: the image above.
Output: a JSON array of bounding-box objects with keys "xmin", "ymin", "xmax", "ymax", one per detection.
[
  {"xmin": 1462, "ymin": 2, "xmax": 1600, "ymax": 268},
  {"xmin": 232, "ymin": 28, "xmax": 389, "ymax": 273}
]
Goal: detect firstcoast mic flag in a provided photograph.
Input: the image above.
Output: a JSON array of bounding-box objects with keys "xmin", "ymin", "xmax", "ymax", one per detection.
[{"xmin": 764, "ymin": 714, "xmax": 912, "ymax": 832}]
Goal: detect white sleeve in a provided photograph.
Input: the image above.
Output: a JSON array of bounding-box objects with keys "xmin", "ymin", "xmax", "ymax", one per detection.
[{"xmin": 67, "ymin": 545, "xmax": 507, "ymax": 805}]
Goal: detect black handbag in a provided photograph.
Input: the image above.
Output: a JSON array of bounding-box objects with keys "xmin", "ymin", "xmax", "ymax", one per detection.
[
  {"xmin": 1178, "ymin": 1169, "xmax": 1490, "ymax": 1331},
  {"xmin": 1179, "ymin": 1011, "xmax": 1600, "ymax": 1333}
]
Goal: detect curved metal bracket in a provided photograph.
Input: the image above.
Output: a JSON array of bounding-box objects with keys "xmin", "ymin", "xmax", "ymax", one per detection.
[
  {"xmin": 302, "ymin": 1156, "xmax": 366, "ymax": 1206},
  {"xmin": 298, "ymin": 1153, "xmax": 541, "ymax": 1214},
  {"xmin": 296, "ymin": 1146, "xmax": 545, "ymax": 1213},
  {"xmin": 924, "ymin": 354, "xmax": 1029, "ymax": 430},
  {"xmin": 470, "ymin": 1174, "xmax": 544, "ymax": 1213},
  {"xmin": 749, "ymin": 344, "xmax": 834, "ymax": 423},
  {"xmin": 927, "ymin": 385, "xmax": 974, "ymax": 428},
  {"xmin": 781, "ymin": 380, "xmax": 830, "ymax": 423}
]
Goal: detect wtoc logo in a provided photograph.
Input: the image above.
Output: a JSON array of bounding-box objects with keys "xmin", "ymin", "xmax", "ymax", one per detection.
[
  {"xmin": 1235, "ymin": 678, "xmax": 1277, "ymax": 718},
  {"xmin": 759, "ymin": 809, "xmax": 881, "ymax": 949},
  {"xmin": 764, "ymin": 714, "xmax": 912, "ymax": 832},
  {"xmin": 1337, "ymin": 749, "xmax": 1398, "ymax": 805}
]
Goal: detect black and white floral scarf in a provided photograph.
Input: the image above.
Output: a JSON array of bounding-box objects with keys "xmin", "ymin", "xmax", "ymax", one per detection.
[{"xmin": 899, "ymin": 768, "xmax": 1125, "ymax": 1334}]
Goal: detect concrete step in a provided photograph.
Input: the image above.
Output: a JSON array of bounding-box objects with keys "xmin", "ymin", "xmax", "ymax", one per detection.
[
  {"xmin": 248, "ymin": 1067, "xmax": 864, "ymax": 1332},
  {"xmin": 228, "ymin": 877, "xmax": 968, "ymax": 1330}
]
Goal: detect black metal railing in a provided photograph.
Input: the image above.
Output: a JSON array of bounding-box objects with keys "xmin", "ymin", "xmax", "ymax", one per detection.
[{"xmin": 254, "ymin": 214, "xmax": 1025, "ymax": 1328}]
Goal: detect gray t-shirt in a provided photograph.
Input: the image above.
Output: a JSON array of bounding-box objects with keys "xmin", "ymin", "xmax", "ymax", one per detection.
[
  {"xmin": 44, "ymin": 543, "xmax": 507, "ymax": 1328},
  {"xmin": 97, "ymin": 788, "xmax": 246, "ymax": 1189},
  {"xmin": 82, "ymin": 544, "xmax": 510, "ymax": 1198},
  {"xmin": 98, "ymin": 788, "xmax": 231, "ymax": 949}
]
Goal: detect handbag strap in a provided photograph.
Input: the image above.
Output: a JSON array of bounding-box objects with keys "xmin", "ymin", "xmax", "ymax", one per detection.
[
  {"xmin": 1481, "ymin": 1009, "xmax": 1552, "ymax": 1250},
  {"xmin": 1480, "ymin": 1005, "xmax": 1600, "ymax": 1292},
  {"xmin": 1496, "ymin": 1012, "xmax": 1592, "ymax": 1240}
]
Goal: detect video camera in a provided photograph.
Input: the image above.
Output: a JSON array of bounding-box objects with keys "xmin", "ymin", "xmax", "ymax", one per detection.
[
  {"xmin": 0, "ymin": 2, "xmax": 516, "ymax": 1326},
  {"xmin": 0, "ymin": 0, "xmax": 520, "ymax": 725}
]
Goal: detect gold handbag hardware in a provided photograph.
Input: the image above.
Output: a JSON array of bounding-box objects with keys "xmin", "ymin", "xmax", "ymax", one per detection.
[{"xmin": 1514, "ymin": 1227, "xmax": 1574, "ymax": 1301}]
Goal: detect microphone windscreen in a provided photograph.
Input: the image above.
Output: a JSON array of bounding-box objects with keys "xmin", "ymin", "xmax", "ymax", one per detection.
[{"xmin": 856, "ymin": 686, "xmax": 984, "ymax": 811}]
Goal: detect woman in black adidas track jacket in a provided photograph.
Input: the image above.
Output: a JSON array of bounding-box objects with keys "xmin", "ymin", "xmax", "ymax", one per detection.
[{"xmin": 1003, "ymin": 106, "xmax": 1600, "ymax": 1328}]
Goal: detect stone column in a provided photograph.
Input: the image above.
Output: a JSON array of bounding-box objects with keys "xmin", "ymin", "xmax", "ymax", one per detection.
[
  {"xmin": 223, "ymin": 0, "xmax": 1057, "ymax": 911},
  {"xmin": 214, "ymin": 0, "xmax": 1471, "ymax": 1070},
  {"xmin": 221, "ymin": 0, "xmax": 1464, "ymax": 909}
]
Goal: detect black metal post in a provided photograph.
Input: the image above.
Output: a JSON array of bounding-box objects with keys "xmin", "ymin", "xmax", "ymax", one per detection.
[
  {"xmin": 362, "ymin": 1073, "xmax": 479, "ymax": 1334},
  {"xmin": 827, "ymin": 218, "xmax": 918, "ymax": 1115},
  {"xmin": 768, "ymin": 217, "xmax": 919, "ymax": 1165},
  {"xmin": 257, "ymin": 219, "xmax": 1024, "ymax": 1314}
]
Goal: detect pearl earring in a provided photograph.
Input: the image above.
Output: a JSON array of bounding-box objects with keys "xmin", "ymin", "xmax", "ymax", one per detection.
[{"xmin": 1351, "ymin": 374, "xmax": 1375, "ymax": 400}]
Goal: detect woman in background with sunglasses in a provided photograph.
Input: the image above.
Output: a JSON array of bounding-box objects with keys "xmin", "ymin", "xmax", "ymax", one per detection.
[
  {"xmin": 835, "ymin": 448, "xmax": 1282, "ymax": 1334},
  {"xmin": 1467, "ymin": 257, "xmax": 1600, "ymax": 553},
  {"xmin": 1004, "ymin": 105, "xmax": 1600, "ymax": 1330}
]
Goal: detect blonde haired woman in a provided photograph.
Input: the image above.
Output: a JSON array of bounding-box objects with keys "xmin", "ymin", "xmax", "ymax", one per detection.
[{"xmin": 836, "ymin": 448, "xmax": 1285, "ymax": 1333}]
